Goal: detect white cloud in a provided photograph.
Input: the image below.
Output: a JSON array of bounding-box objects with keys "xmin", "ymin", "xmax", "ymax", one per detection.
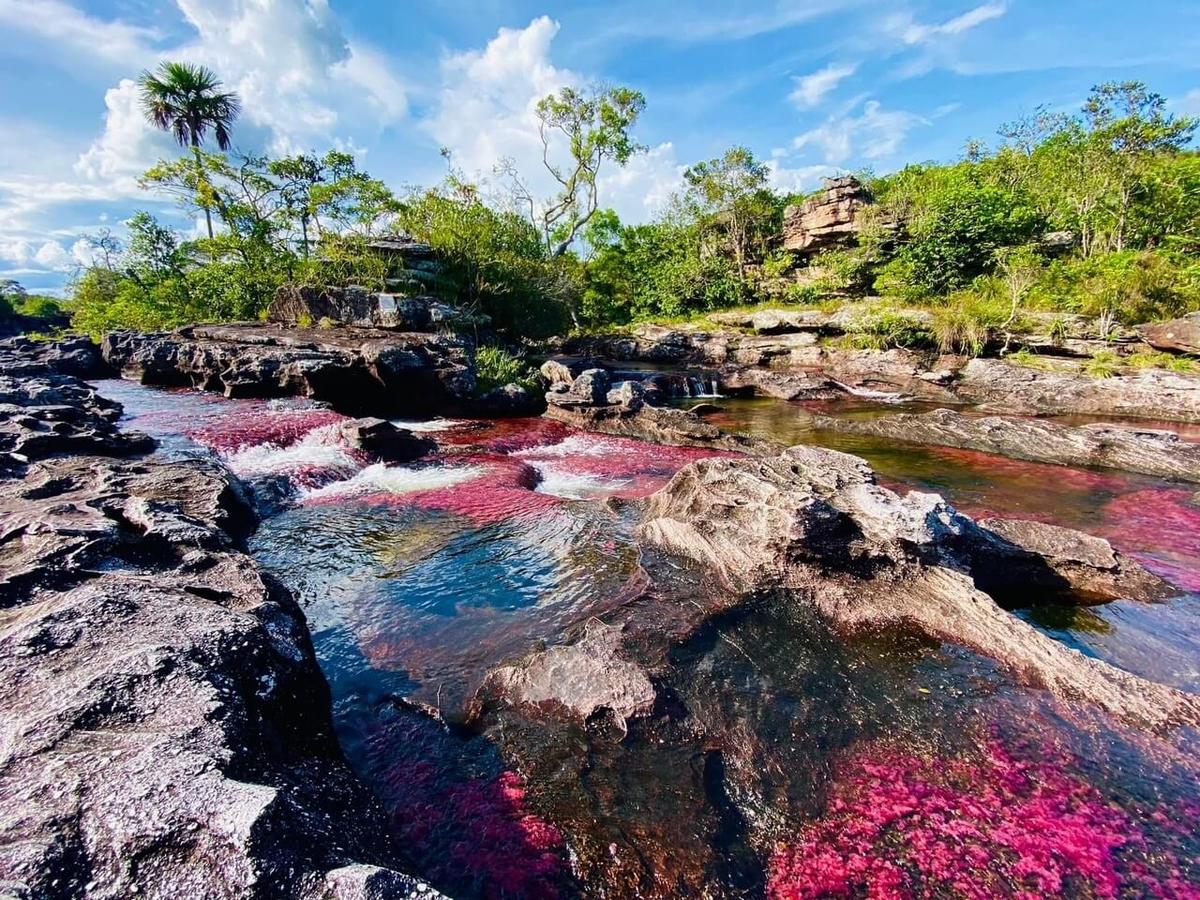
[
  {"xmin": 766, "ymin": 160, "xmax": 839, "ymax": 194},
  {"xmin": 585, "ymin": 0, "xmax": 856, "ymax": 46},
  {"xmin": 794, "ymin": 100, "xmax": 927, "ymax": 165},
  {"xmin": 1, "ymin": 0, "xmax": 414, "ymax": 280},
  {"xmin": 890, "ymin": 2, "xmax": 1007, "ymax": 45},
  {"xmin": 0, "ymin": 0, "xmax": 159, "ymax": 67},
  {"xmin": 428, "ymin": 16, "xmax": 679, "ymax": 226},
  {"xmin": 1174, "ymin": 88, "xmax": 1200, "ymax": 117},
  {"xmin": 75, "ymin": 79, "xmax": 176, "ymax": 182},
  {"xmin": 790, "ymin": 63, "xmax": 857, "ymax": 109}
]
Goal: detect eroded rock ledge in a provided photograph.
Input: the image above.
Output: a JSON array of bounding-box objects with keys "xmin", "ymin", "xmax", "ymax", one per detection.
[
  {"xmin": 813, "ymin": 407, "xmax": 1200, "ymax": 482},
  {"xmin": 101, "ymin": 323, "xmax": 476, "ymax": 417},
  {"xmin": 0, "ymin": 349, "xmax": 441, "ymax": 899},
  {"xmin": 638, "ymin": 445, "xmax": 1193, "ymax": 731}
]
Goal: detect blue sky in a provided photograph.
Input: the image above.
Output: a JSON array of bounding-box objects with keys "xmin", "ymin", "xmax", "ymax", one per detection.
[{"xmin": 1, "ymin": 0, "xmax": 1198, "ymax": 293}]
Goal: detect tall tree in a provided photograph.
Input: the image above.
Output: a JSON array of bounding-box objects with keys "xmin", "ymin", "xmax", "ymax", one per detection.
[
  {"xmin": 682, "ymin": 146, "xmax": 772, "ymax": 278},
  {"xmin": 137, "ymin": 61, "xmax": 241, "ymax": 240},
  {"xmin": 501, "ymin": 84, "xmax": 645, "ymax": 257}
]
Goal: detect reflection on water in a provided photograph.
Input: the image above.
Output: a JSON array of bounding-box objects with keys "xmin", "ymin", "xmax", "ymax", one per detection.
[{"xmin": 97, "ymin": 378, "xmax": 1200, "ymax": 898}]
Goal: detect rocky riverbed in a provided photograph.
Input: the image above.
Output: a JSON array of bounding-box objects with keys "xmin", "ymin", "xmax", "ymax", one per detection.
[{"xmin": 3, "ymin": 331, "xmax": 1200, "ymax": 898}]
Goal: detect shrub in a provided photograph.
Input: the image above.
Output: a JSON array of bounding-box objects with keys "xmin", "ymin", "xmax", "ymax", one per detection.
[
  {"xmin": 783, "ymin": 282, "xmax": 825, "ymax": 305},
  {"xmin": 931, "ymin": 289, "xmax": 1012, "ymax": 356},
  {"xmin": 1084, "ymin": 349, "xmax": 1122, "ymax": 378},
  {"xmin": 1027, "ymin": 251, "xmax": 1200, "ymax": 324},
  {"xmin": 476, "ymin": 346, "xmax": 539, "ymax": 394},
  {"xmin": 846, "ymin": 306, "xmax": 935, "ymax": 350}
]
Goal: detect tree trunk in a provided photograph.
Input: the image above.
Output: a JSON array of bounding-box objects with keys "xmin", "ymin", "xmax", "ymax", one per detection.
[{"xmin": 191, "ymin": 138, "xmax": 214, "ymax": 243}]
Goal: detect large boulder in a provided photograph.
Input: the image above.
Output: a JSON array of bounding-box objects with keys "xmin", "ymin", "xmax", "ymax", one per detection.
[
  {"xmin": 812, "ymin": 407, "xmax": 1200, "ymax": 482},
  {"xmin": 1137, "ymin": 312, "xmax": 1200, "ymax": 355},
  {"xmin": 639, "ymin": 445, "xmax": 1194, "ymax": 730},
  {"xmin": 270, "ymin": 284, "xmax": 438, "ymax": 331}
]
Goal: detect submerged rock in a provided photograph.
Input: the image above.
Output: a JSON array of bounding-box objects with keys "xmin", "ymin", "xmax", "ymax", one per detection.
[
  {"xmin": 483, "ymin": 620, "xmax": 657, "ymax": 723},
  {"xmin": 813, "ymin": 407, "xmax": 1200, "ymax": 482},
  {"xmin": 639, "ymin": 445, "xmax": 1196, "ymax": 730},
  {"xmin": 101, "ymin": 323, "xmax": 475, "ymax": 417}
]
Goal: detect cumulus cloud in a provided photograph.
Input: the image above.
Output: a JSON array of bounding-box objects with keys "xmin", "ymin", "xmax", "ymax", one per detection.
[
  {"xmin": 1, "ymin": 0, "xmax": 413, "ymax": 279},
  {"xmin": 794, "ymin": 100, "xmax": 927, "ymax": 165},
  {"xmin": 427, "ymin": 16, "xmax": 681, "ymax": 225},
  {"xmin": 790, "ymin": 63, "xmax": 857, "ymax": 109}
]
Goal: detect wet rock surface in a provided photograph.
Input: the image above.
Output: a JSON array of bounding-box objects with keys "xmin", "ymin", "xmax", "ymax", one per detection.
[
  {"xmin": 813, "ymin": 406, "xmax": 1200, "ymax": 481},
  {"xmin": 638, "ymin": 445, "xmax": 1197, "ymax": 730},
  {"xmin": 101, "ymin": 323, "xmax": 476, "ymax": 417},
  {"xmin": 0, "ymin": 352, "xmax": 441, "ymax": 899}
]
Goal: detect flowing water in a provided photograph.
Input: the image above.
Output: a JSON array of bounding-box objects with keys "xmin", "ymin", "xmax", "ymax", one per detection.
[{"xmin": 98, "ymin": 379, "xmax": 1200, "ymax": 899}]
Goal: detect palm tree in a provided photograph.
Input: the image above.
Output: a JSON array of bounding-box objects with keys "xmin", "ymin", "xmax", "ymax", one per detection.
[{"xmin": 138, "ymin": 61, "xmax": 240, "ymax": 240}]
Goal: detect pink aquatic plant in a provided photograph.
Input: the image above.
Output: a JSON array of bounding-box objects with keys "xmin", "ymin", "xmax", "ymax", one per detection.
[
  {"xmin": 366, "ymin": 712, "xmax": 570, "ymax": 899},
  {"xmin": 187, "ymin": 405, "xmax": 347, "ymax": 451},
  {"xmin": 767, "ymin": 736, "xmax": 1200, "ymax": 899}
]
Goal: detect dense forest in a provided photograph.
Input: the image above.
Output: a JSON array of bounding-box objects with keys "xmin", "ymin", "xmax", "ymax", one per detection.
[{"xmin": 13, "ymin": 69, "xmax": 1198, "ymax": 368}]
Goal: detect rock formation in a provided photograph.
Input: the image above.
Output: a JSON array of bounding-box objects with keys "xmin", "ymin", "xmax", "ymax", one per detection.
[
  {"xmin": 0, "ymin": 346, "xmax": 442, "ymax": 899},
  {"xmin": 639, "ymin": 445, "xmax": 1193, "ymax": 730},
  {"xmin": 782, "ymin": 176, "xmax": 875, "ymax": 254},
  {"xmin": 1137, "ymin": 312, "xmax": 1200, "ymax": 356},
  {"xmin": 955, "ymin": 357, "xmax": 1200, "ymax": 422},
  {"xmin": 812, "ymin": 407, "xmax": 1200, "ymax": 482},
  {"xmin": 101, "ymin": 323, "xmax": 476, "ymax": 417},
  {"xmin": 543, "ymin": 368, "xmax": 776, "ymax": 454},
  {"xmin": 270, "ymin": 286, "xmax": 475, "ymax": 332}
]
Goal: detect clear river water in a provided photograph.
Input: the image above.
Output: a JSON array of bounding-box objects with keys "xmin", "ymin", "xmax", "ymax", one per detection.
[{"xmin": 97, "ymin": 378, "xmax": 1200, "ymax": 899}]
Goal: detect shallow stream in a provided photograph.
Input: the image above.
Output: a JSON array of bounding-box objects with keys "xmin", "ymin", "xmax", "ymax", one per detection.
[{"xmin": 98, "ymin": 379, "xmax": 1200, "ymax": 899}]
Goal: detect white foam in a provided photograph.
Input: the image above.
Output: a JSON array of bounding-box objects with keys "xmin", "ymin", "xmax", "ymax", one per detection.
[
  {"xmin": 389, "ymin": 418, "xmax": 465, "ymax": 432},
  {"xmin": 532, "ymin": 465, "xmax": 632, "ymax": 500},
  {"xmin": 224, "ymin": 428, "xmax": 360, "ymax": 479},
  {"xmin": 301, "ymin": 463, "xmax": 486, "ymax": 502},
  {"xmin": 514, "ymin": 434, "xmax": 620, "ymax": 460}
]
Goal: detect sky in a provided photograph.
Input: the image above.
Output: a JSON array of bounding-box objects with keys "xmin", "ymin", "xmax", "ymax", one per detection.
[{"xmin": 1, "ymin": 0, "xmax": 1198, "ymax": 294}]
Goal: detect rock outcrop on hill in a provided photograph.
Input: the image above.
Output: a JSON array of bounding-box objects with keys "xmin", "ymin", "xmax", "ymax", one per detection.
[
  {"xmin": 782, "ymin": 176, "xmax": 876, "ymax": 254},
  {"xmin": 638, "ymin": 445, "xmax": 1192, "ymax": 731},
  {"xmin": 0, "ymin": 347, "xmax": 442, "ymax": 900},
  {"xmin": 101, "ymin": 323, "xmax": 476, "ymax": 417},
  {"xmin": 812, "ymin": 407, "xmax": 1200, "ymax": 482}
]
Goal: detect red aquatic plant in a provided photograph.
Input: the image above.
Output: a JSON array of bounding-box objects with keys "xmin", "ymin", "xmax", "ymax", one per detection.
[
  {"xmin": 366, "ymin": 711, "xmax": 570, "ymax": 899},
  {"xmin": 768, "ymin": 736, "xmax": 1200, "ymax": 900},
  {"xmin": 187, "ymin": 406, "xmax": 347, "ymax": 451}
]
